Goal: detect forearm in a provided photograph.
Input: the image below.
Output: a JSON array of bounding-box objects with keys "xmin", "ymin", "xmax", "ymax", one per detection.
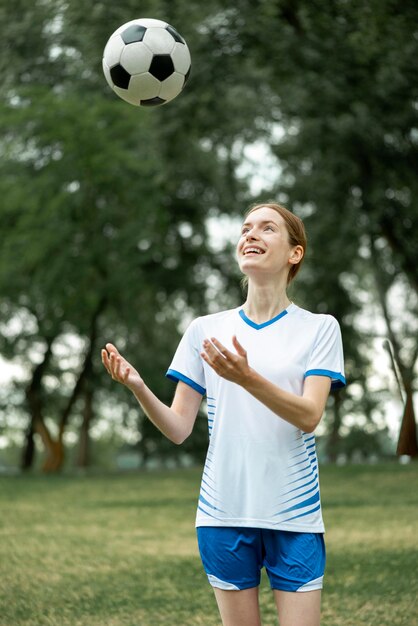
[
  {"xmin": 242, "ymin": 369, "xmax": 320, "ymax": 433},
  {"xmin": 130, "ymin": 382, "xmax": 190, "ymax": 444}
]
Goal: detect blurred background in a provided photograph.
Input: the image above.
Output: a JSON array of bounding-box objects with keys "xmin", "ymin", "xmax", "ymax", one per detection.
[{"xmin": 1, "ymin": 0, "xmax": 417, "ymax": 474}]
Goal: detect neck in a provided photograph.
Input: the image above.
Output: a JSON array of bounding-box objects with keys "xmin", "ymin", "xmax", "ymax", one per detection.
[{"xmin": 243, "ymin": 280, "xmax": 291, "ymax": 324}]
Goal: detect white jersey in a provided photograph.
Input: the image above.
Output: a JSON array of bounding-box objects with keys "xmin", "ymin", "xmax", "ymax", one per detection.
[{"xmin": 166, "ymin": 303, "xmax": 345, "ymax": 533}]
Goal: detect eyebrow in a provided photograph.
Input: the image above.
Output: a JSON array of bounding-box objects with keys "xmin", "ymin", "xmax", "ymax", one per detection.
[{"xmin": 241, "ymin": 219, "xmax": 279, "ymax": 228}]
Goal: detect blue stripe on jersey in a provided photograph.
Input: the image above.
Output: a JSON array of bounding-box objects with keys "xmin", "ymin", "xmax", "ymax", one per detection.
[
  {"xmin": 200, "ymin": 483, "xmax": 221, "ymax": 502},
  {"xmin": 198, "ymin": 505, "xmax": 222, "ymax": 520},
  {"xmin": 201, "ymin": 478, "xmax": 216, "ymax": 493},
  {"xmin": 281, "ymin": 482, "xmax": 319, "ymax": 506},
  {"xmin": 199, "ymin": 494, "xmax": 225, "ymax": 513},
  {"xmin": 286, "ymin": 467, "xmax": 316, "ymax": 486},
  {"xmin": 207, "ymin": 398, "xmax": 216, "ymax": 438},
  {"xmin": 288, "ymin": 457, "xmax": 311, "ymax": 470},
  {"xmin": 281, "ymin": 503, "xmax": 322, "ymax": 524},
  {"xmin": 304, "ymin": 369, "xmax": 346, "ymax": 389},
  {"xmin": 289, "ymin": 450, "xmax": 307, "ymax": 461},
  {"xmin": 281, "ymin": 473, "xmax": 318, "ymax": 497},
  {"xmin": 287, "ymin": 461, "xmax": 311, "ymax": 477},
  {"xmin": 166, "ymin": 369, "xmax": 206, "ymax": 395},
  {"xmin": 280, "ymin": 490, "xmax": 320, "ymax": 516},
  {"xmin": 238, "ymin": 308, "xmax": 288, "ymax": 330}
]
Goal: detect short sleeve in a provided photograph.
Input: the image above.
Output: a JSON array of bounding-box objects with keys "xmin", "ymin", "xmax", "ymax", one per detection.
[
  {"xmin": 166, "ymin": 318, "xmax": 206, "ymax": 395},
  {"xmin": 304, "ymin": 316, "xmax": 346, "ymax": 390}
]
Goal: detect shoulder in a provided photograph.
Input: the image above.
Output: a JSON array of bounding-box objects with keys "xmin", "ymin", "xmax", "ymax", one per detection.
[
  {"xmin": 292, "ymin": 304, "xmax": 339, "ymax": 326},
  {"xmin": 192, "ymin": 308, "xmax": 238, "ymax": 327},
  {"xmin": 185, "ymin": 308, "xmax": 238, "ymax": 336}
]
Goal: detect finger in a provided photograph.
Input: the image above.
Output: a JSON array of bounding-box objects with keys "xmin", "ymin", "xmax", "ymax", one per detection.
[
  {"xmin": 210, "ymin": 337, "xmax": 232, "ymax": 359},
  {"xmin": 123, "ymin": 367, "xmax": 130, "ymax": 383},
  {"xmin": 232, "ymin": 335, "xmax": 247, "ymax": 357},
  {"xmin": 101, "ymin": 349, "xmax": 111, "ymax": 373},
  {"xmin": 202, "ymin": 339, "xmax": 219, "ymax": 360},
  {"xmin": 109, "ymin": 351, "xmax": 119, "ymax": 378},
  {"xmin": 114, "ymin": 355, "xmax": 123, "ymax": 380},
  {"xmin": 201, "ymin": 350, "xmax": 223, "ymax": 374},
  {"xmin": 106, "ymin": 343, "xmax": 119, "ymax": 355}
]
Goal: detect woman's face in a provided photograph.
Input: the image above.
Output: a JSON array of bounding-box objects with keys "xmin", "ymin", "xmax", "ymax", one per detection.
[{"xmin": 236, "ymin": 207, "xmax": 300, "ymax": 280}]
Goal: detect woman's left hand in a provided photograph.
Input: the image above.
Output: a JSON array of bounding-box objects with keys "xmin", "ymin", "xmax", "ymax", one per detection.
[{"xmin": 201, "ymin": 335, "xmax": 252, "ymax": 385}]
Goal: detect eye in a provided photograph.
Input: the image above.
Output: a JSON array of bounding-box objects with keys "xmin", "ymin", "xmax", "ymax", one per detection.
[
  {"xmin": 241, "ymin": 227, "xmax": 250, "ymax": 235},
  {"xmin": 264, "ymin": 225, "xmax": 274, "ymax": 231}
]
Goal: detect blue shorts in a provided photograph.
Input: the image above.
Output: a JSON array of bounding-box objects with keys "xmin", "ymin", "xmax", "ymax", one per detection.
[{"xmin": 197, "ymin": 526, "xmax": 325, "ymax": 592}]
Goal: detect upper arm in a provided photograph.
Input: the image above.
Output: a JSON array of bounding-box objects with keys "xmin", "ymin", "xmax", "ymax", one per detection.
[
  {"xmin": 170, "ymin": 380, "xmax": 203, "ymax": 438},
  {"xmin": 302, "ymin": 375, "xmax": 332, "ymax": 426}
]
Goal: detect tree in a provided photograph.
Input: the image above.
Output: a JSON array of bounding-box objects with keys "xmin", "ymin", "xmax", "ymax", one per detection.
[
  {"xmin": 370, "ymin": 236, "xmax": 418, "ymax": 456},
  {"xmin": 229, "ymin": 0, "xmax": 418, "ymax": 455},
  {"xmin": 2, "ymin": 0, "xmax": 417, "ymax": 468},
  {"xmin": 0, "ymin": 0, "xmax": 262, "ymax": 470}
]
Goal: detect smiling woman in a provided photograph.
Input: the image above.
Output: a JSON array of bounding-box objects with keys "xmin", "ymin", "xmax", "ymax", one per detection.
[
  {"xmin": 101, "ymin": 202, "xmax": 345, "ymax": 626},
  {"xmin": 239, "ymin": 203, "xmax": 307, "ymax": 289}
]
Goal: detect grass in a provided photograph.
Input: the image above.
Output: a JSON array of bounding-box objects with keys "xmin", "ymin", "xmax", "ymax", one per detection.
[{"xmin": 0, "ymin": 463, "xmax": 417, "ymax": 626}]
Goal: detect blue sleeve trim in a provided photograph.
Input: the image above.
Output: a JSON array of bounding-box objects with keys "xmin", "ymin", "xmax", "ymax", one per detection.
[
  {"xmin": 304, "ymin": 369, "xmax": 346, "ymax": 390},
  {"xmin": 166, "ymin": 369, "xmax": 206, "ymax": 395}
]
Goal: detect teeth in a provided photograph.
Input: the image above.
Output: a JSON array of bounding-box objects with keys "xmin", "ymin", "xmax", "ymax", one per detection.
[{"xmin": 245, "ymin": 248, "xmax": 263, "ymax": 255}]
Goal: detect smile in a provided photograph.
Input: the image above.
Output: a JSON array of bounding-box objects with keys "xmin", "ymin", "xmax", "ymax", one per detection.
[{"xmin": 244, "ymin": 247, "xmax": 265, "ymax": 255}]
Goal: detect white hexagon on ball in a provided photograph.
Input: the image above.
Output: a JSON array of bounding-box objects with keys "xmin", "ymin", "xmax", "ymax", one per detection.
[
  {"xmin": 103, "ymin": 34, "xmax": 125, "ymax": 67},
  {"xmin": 113, "ymin": 85, "xmax": 139, "ymax": 106},
  {"xmin": 143, "ymin": 27, "xmax": 175, "ymax": 55},
  {"xmin": 120, "ymin": 42, "xmax": 153, "ymax": 75},
  {"xmin": 159, "ymin": 72, "xmax": 185, "ymax": 102},
  {"xmin": 171, "ymin": 42, "xmax": 191, "ymax": 75},
  {"xmin": 129, "ymin": 73, "xmax": 161, "ymax": 102}
]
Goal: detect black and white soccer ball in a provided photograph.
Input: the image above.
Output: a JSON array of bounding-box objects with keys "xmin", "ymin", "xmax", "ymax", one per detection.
[{"xmin": 102, "ymin": 18, "xmax": 191, "ymax": 107}]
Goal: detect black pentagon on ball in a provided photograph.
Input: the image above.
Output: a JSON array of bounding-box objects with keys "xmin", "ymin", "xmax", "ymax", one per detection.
[
  {"xmin": 165, "ymin": 24, "xmax": 185, "ymax": 44},
  {"xmin": 184, "ymin": 66, "xmax": 191, "ymax": 85},
  {"xmin": 110, "ymin": 63, "xmax": 131, "ymax": 89},
  {"xmin": 149, "ymin": 55, "xmax": 174, "ymax": 81},
  {"xmin": 141, "ymin": 97, "xmax": 166, "ymax": 106},
  {"xmin": 121, "ymin": 24, "xmax": 146, "ymax": 44}
]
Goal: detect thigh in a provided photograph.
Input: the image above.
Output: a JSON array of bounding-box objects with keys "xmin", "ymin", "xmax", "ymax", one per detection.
[
  {"xmin": 214, "ymin": 586, "xmax": 262, "ymax": 626},
  {"xmin": 197, "ymin": 527, "xmax": 263, "ymax": 591},
  {"xmin": 273, "ymin": 589, "xmax": 321, "ymax": 626},
  {"xmin": 263, "ymin": 530, "xmax": 326, "ymax": 592}
]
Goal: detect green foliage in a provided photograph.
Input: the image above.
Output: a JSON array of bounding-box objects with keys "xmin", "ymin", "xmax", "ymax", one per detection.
[{"xmin": 1, "ymin": 0, "xmax": 417, "ymax": 465}]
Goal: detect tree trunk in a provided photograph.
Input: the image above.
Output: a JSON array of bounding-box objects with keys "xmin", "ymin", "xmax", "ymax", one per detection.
[
  {"xmin": 77, "ymin": 387, "xmax": 94, "ymax": 468},
  {"xmin": 369, "ymin": 234, "xmax": 418, "ymax": 458},
  {"xmin": 55, "ymin": 295, "xmax": 106, "ymax": 471},
  {"xmin": 23, "ymin": 338, "xmax": 55, "ymax": 471},
  {"xmin": 396, "ymin": 385, "xmax": 418, "ymax": 457},
  {"xmin": 73, "ymin": 297, "xmax": 106, "ymax": 469},
  {"xmin": 20, "ymin": 423, "xmax": 35, "ymax": 471}
]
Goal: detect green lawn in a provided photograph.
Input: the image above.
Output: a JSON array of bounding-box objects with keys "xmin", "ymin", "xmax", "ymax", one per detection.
[{"xmin": 1, "ymin": 463, "xmax": 417, "ymax": 626}]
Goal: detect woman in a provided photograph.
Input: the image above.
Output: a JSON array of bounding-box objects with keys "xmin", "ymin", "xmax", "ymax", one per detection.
[{"xmin": 101, "ymin": 203, "xmax": 346, "ymax": 626}]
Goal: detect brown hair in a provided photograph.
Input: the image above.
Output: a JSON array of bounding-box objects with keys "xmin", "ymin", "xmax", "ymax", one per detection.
[{"xmin": 242, "ymin": 202, "xmax": 307, "ymax": 286}]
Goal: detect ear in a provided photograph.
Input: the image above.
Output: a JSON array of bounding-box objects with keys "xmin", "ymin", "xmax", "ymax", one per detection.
[{"xmin": 289, "ymin": 245, "xmax": 304, "ymax": 266}]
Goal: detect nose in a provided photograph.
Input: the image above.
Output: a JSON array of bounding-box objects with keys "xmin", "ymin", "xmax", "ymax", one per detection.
[{"xmin": 246, "ymin": 230, "xmax": 259, "ymax": 241}]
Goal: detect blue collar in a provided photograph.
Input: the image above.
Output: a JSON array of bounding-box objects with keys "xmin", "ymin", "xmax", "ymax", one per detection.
[{"xmin": 238, "ymin": 306, "xmax": 291, "ymax": 330}]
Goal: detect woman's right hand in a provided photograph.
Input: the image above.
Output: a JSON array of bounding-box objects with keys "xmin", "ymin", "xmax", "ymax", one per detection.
[{"xmin": 101, "ymin": 343, "xmax": 144, "ymax": 392}]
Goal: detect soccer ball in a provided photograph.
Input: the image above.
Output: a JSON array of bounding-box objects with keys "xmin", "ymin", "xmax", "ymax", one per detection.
[{"xmin": 102, "ymin": 18, "xmax": 191, "ymax": 107}]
